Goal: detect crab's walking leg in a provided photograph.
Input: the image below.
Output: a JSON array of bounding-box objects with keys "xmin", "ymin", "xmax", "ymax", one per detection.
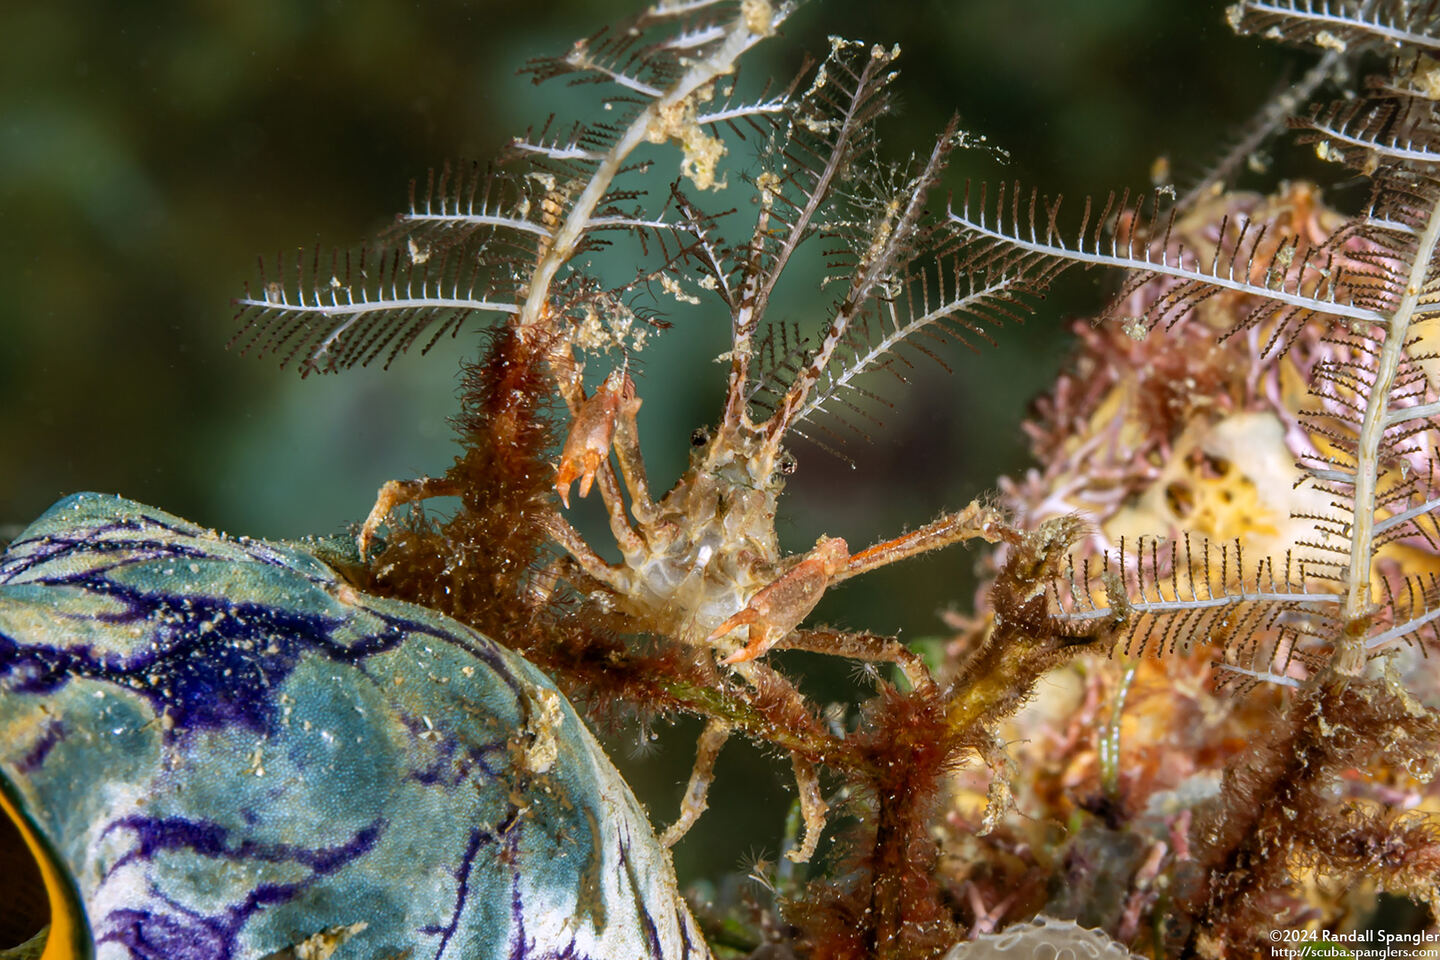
[
  {"xmin": 831, "ymin": 499, "xmax": 1004, "ymax": 584},
  {"xmin": 777, "ymin": 628, "xmax": 936, "ymax": 692},
  {"xmin": 593, "ymin": 467, "xmax": 647, "ymax": 556},
  {"xmin": 526, "ymin": 554, "xmax": 614, "ymax": 609},
  {"xmin": 527, "ymin": 555, "xmax": 567, "ymax": 608},
  {"xmin": 357, "ymin": 476, "xmax": 462, "ymax": 559},
  {"xmin": 542, "ymin": 512, "xmax": 632, "ymax": 596},
  {"xmin": 733, "ymin": 660, "xmax": 835, "ymax": 859},
  {"xmin": 610, "ymin": 384, "xmax": 657, "ymax": 525},
  {"xmin": 593, "ymin": 378, "xmax": 648, "ymax": 552},
  {"xmin": 786, "ymin": 752, "xmax": 828, "ymax": 863},
  {"xmin": 660, "ymin": 718, "xmax": 732, "ymax": 848}
]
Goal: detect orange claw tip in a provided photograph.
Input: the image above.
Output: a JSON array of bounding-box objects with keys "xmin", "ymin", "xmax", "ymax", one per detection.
[
  {"xmin": 554, "ymin": 462, "xmax": 581, "ymax": 508},
  {"xmin": 555, "ymin": 451, "xmax": 602, "ymax": 508},
  {"xmin": 709, "ymin": 610, "xmax": 771, "ymax": 665},
  {"xmin": 705, "ymin": 607, "xmax": 756, "ymax": 645},
  {"xmin": 717, "ymin": 624, "xmax": 769, "ymax": 665}
]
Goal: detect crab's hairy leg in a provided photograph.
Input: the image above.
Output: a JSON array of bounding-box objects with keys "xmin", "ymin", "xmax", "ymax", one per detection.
[
  {"xmin": 526, "ymin": 555, "xmax": 567, "ymax": 608},
  {"xmin": 357, "ymin": 476, "xmax": 462, "ymax": 559},
  {"xmin": 776, "ymin": 628, "xmax": 936, "ymax": 693},
  {"xmin": 593, "ymin": 463, "xmax": 646, "ymax": 556},
  {"xmin": 722, "ymin": 201, "xmax": 773, "ymax": 432},
  {"xmin": 541, "ymin": 512, "xmax": 631, "ymax": 595},
  {"xmin": 831, "ymin": 499, "xmax": 1006, "ymax": 585},
  {"xmin": 786, "ymin": 752, "xmax": 829, "ymax": 864},
  {"xmin": 660, "ymin": 718, "xmax": 732, "ymax": 848},
  {"xmin": 610, "ymin": 387, "xmax": 657, "ymax": 525},
  {"xmin": 526, "ymin": 553, "xmax": 615, "ymax": 609},
  {"xmin": 664, "ymin": 672, "xmax": 843, "ymax": 770}
]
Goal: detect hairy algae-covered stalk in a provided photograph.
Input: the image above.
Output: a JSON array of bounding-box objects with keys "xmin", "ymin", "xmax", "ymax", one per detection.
[{"xmin": 939, "ymin": 4, "xmax": 1440, "ymax": 954}]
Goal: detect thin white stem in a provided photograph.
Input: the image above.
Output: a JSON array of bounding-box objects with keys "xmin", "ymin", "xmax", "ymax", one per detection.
[
  {"xmin": 1304, "ymin": 121, "xmax": 1440, "ymax": 167},
  {"xmin": 1374, "ymin": 496, "xmax": 1440, "ymax": 534},
  {"xmin": 1342, "ymin": 195, "xmax": 1440, "ymax": 650},
  {"xmin": 234, "ymin": 296, "xmax": 519, "ymax": 319},
  {"xmin": 583, "ymin": 216, "xmax": 682, "ymax": 231},
  {"xmin": 1214, "ymin": 663, "xmax": 1303, "ymax": 688},
  {"xmin": 948, "ymin": 208, "xmax": 1386, "ymax": 326},
  {"xmin": 1231, "ymin": 1, "xmax": 1440, "ymax": 53},
  {"xmin": 509, "ymin": 141, "xmax": 603, "ymax": 162},
  {"xmin": 792, "ymin": 275, "xmax": 1013, "ymax": 425},
  {"xmin": 1385, "ymin": 399, "xmax": 1440, "ymax": 426},
  {"xmin": 399, "ymin": 213, "xmax": 554, "ymax": 238},
  {"xmin": 1059, "ymin": 589, "xmax": 1341, "ymax": 626},
  {"xmin": 696, "ymin": 99, "xmax": 789, "ymax": 126},
  {"xmin": 1367, "ymin": 602, "xmax": 1440, "ymax": 650}
]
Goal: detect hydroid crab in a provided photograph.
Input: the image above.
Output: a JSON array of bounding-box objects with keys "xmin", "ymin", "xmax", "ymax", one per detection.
[
  {"xmin": 359, "ymin": 332, "xmax": 1006, "ymax": 856},
  {"xmin": 235, "ymin": 1, "xmax": 1022, "ymax": 861}
]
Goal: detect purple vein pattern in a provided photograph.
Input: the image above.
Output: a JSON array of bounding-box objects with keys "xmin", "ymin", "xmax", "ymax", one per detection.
[{"xmin": 0, "ymin": 493, "xmax": 709, "ymax": 960}]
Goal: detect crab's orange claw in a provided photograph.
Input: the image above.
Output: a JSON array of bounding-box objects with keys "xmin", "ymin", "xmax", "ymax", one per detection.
[
  {"xmin": 555, "ymin": 451, "xmax": 603, "ymax": 508},
  {"xmin": 709, "ymin": 609, "xmax": 761, "ymax": 663},
  {"xmin": 711, "ymin": 536, "xmax": 851, "ymax": 665},
  {"xmin": 555, "ymin": 370, "xmax": 636, "ymax": 508},
  {"xmin": 718, "ymin": 625, "xmax": 771, "ymax": 665}
]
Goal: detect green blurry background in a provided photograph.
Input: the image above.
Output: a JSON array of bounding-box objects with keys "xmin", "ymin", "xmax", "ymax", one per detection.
[{"xmin": 0, "ymin": 0, "xmax": 1306, "ymax": 888}]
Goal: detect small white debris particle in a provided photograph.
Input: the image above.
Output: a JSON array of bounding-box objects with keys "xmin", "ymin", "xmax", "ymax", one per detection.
[
  {"xmin": 740, "ymin": 0, "xmax": 773, "ymax": 36},
  {"xmin": 516, "ymin": 688, "xmax": 564, "ymax": 774},
  {"xmin": 660, "ymin": 274, "xmax": 701, "ymax": 305}
]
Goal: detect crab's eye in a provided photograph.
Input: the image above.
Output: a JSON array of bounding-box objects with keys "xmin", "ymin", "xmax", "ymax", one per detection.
[
  {"xmin": 778, "ymin": 451, "xmax": 798, "ymax": 475},
  {"xmin": 690, "ymin": 426, "xmax": 711, "ymax": 447}
]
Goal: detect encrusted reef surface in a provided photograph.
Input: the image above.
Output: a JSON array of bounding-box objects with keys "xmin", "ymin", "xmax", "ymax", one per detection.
[{"xmin": 0, "ymin": 493, "xmax": 706, "ymax": 960}]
